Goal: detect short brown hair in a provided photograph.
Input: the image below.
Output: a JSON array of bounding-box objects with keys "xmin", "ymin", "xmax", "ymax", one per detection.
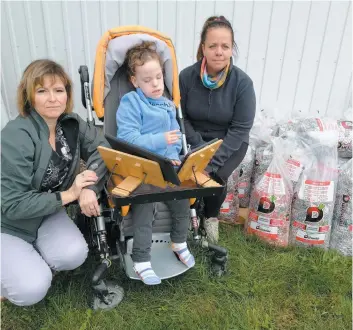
[
  {"xmin": 17, "ymin": 59, "xmax": 74, "ymax": 116},
  {"xmin": 196, "ymin": 16, "xmax": 238, "ymax": 61},
  {"xmin": 125, "ymin": 41, "xmax": 163, "ymax": 78}
]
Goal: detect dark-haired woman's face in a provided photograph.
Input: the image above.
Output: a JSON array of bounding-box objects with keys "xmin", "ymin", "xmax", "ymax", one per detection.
[{"xmin": 202, "ymin": 27, "xmax": 233, "ymax": 75}]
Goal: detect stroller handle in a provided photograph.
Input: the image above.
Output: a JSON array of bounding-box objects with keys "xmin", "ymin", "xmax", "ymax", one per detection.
[
  {"xmin": 79, "ymin": 65, "xmax": 90, "ymax": 83},
  {"xmin": 78, "ymin": 66, "xmax": 94, "ymax": 124},
  {"xmin": 177, "ymin": 106, "xmax": 189, "ymax": 156}
]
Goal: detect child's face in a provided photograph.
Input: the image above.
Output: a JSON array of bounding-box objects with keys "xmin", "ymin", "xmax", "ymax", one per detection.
[{"xmin": 131, "ymin": 60, "xmax": 164, "ymax": 99}]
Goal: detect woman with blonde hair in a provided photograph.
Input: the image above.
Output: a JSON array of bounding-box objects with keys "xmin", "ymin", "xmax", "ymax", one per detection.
[{"xmin": 1, "ymin": 59, "xmax": 110, "ymax": 306}]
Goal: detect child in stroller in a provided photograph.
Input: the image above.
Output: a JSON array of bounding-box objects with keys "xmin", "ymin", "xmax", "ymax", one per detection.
[{"xmin": 116, "ymin": 41, "xmax": 195, "ymax": 285}]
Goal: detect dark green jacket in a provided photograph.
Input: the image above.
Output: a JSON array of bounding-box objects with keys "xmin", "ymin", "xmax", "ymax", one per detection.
[{"xmin": 1, "ymin": 110, "xmax": 110, "ymax": 243}]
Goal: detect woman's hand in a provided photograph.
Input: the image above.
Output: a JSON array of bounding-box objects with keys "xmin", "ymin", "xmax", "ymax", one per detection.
[
  {"xmin": 68, "ymin": 170, "xmax": 98, "ymax": 200},
  {"xmin": 79, "ymin": 189, "xmax": 100, "ymax": 217},
  {"xmin": 165, "ymin": 130, "xmax": 180, "ymax": 144}
]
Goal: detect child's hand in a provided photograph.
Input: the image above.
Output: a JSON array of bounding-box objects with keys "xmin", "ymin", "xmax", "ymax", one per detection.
[
  {"xmin": 171, "ymin": 160, "xmax": 181, "ymax": 166},
  {"xmin": 165, "ymin": 130, "xmax": 180, "ymax": 144}
]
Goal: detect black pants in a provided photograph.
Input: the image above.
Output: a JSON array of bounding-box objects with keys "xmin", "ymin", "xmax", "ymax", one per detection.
[{"xmin": 204, "ymin": 142, "xmax": 249, "ymax": 218}]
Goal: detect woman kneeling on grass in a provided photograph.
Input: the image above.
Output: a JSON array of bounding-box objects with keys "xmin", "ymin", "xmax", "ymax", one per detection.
[
  {"xmin": 179, "ymin": 16, "xmax": 256, "ymax": 242},
  {"xmin": 1, "ymin": 59, "xmax": 110, "ymax": 306}
]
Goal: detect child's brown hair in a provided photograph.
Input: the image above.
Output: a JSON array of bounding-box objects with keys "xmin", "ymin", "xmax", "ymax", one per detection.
[{"xmin": 125, "ymin": 41, "xmax": 164, "ymax": 78}]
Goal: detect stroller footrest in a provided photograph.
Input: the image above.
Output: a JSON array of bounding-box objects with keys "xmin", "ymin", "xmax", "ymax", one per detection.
[{"xmin": 124, "ymin": 233, "xmax": 190, "ymax": 280}]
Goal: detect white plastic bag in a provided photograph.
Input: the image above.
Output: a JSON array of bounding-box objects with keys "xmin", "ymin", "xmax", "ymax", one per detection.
[
  {"xmin": 337, "ymin": 120, "xmax": 352, "ymax": 158},
  {"xmin": 289, "ymin": 131, "xmax": 339, "ymax": 249},
  {"xmin": 235, "ymin": 146, "xmax": 255, "ymax": 208},
  {"xmin": 219, "ymin": 170, "xmax": 240, "ymax": 224},
  {"xmin": 253, "ymin": 143, "xmax": 273, "ymax": 187},
  {"xmin": 249, "ymin": 109, "xmax": 279, "ymax": 148},
  {"xmin": 281, "ymin": 132, "xmax": 314, "ymax": 188},
  {"xmin": 252, "ymin": 132, "xmax": 312, "ymax": 191},
  {"xmin": 277, "ymin": 117, "xmax": 339, "ymax": 136},
  {"xmin": 245, "ymin": 138, "xmax": 293, "ymax": 246},
  {"xmin": 330, "ymin": 159, "xmax": 352, "ymax": 256}
]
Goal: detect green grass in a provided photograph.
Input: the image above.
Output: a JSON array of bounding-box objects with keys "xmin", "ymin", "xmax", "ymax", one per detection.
[{"xmin": 1, "ymin": 225, "xmax": 352, "ymax": 330}]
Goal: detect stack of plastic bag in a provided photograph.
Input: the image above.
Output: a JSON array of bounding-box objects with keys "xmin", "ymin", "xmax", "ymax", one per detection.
[
  {"xmin": 277, "ymin": 119, "xmax": 298, "ymax": 137},
  {"xmin": 330, "ymin": 159, "xmax": 352, "ymax": 256},
  {"xmin": 337, "ymin": 120, "xmax": 352, "ymax": 158},
  {"xmin": 245, "ymin": 138, "xmax": 293, "ymax": 246},
  {"xmin": 252, "ymin": 132, "xmax": 311, "ymax": 192},
  {"xmin": 281, "ymin": 131, "xmax": 313, "ymax": 189},
  {"xmin": 277, "ymin": 116, "xmax": 352, "ymax": 159},
  {"xmin": 289, "ymin": 131, "xmax": 339, "ymax": 249},
  {"xmin": 277, "ymin": 117, "xmax": 338, "ymax": 136},
  {"xmin": 253, "ymin": 144, "xmax": 273, "ymax": 187},
  {"xmin": 219, "ymin": 170, "xmax": 240, "ymax": 224},
  {"xmin": 249, "ymin": 108, "xmax": 281, "ymax": 144},
  {"xmin": 236, "ymin": 146, "xmax": 255, "ymax": 208}
]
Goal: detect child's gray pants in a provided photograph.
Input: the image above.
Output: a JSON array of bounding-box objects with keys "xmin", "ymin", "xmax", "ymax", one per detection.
[{"xmin": 131, "ymin": 200, "xmax": 190, "ymax": 262}]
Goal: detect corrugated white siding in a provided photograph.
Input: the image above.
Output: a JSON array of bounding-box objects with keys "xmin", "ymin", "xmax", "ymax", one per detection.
[{"xmin": 1, "ymin": 0, "xmax": 351, "ymax": 125}]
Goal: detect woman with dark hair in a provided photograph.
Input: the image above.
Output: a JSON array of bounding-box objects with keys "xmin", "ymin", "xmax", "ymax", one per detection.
[{"xmin": 179, "ymin": 16, "xmax": 256, "ymax": 242}]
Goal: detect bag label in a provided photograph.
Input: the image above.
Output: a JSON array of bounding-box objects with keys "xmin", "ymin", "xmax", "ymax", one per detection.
[
  {"xmin": 258, "ymin": 172, "xmax": 286, "ymax": 195},
  {"xmin": 249, "ymin": 212, "xmax": 285, "ymax": 227},
  {"xmin": 293, "ymin": 221, "xmax": 330, "ymax": 233},
  {"xmin": 238, "ymin": 182, "xmax": 248, "ymax": 198},
  {"xmin": 220, "ymin": 193, "xmax": 234, "ymax": 213},
  {"xmin": 295, "ymin": 229, "xmax": 326, "ymax": 245},
  {"xmin": 298, "ymin": 176, "xmax": 334, "ymax": 202},
  {"xmin": 249, "ymin": 220, "xmax": 278, "ymax": 239},
  {"xmin": 285, "ymin": 158, "xmax": 302, "ymax": 182}
]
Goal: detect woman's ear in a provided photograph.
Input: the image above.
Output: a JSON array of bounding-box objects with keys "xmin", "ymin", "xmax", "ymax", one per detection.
[{"xmin": 131, "ymin": 76, "xmax": 138, "ymax": 88}]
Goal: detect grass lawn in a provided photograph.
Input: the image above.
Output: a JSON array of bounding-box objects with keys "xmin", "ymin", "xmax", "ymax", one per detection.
[{"xmin": 1, "ymin": 224, "xmax": 352, "ymax": 330}]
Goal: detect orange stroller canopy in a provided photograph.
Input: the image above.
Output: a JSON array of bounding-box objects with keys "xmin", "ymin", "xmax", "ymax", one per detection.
[{"xmin": 92, "ymin": 26, "xmax": 180, "ymax": 119}]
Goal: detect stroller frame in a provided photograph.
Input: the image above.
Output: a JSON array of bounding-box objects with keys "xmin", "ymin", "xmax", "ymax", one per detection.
[{"xmin": 77, "ymin": 26, "xmax": 229, "ymax": 310}]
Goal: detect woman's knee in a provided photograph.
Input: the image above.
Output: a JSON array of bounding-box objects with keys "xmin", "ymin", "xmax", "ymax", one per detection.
[
  {"xmin": 54, "ymin": 238, "xmax": 88, "ymax": 271},
  {"xmin": 5, "ymin": 266, "xmax": 52, "ymax": 306}
]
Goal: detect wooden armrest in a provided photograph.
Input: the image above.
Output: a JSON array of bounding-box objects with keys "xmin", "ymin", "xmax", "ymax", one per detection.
[
  {"xmin": 112, "ymin": 176, "xmax": 142, "ymax": 197},
  {"xmin": 190, "ymin": 171, "xmax": 221, "ymax": 188}
]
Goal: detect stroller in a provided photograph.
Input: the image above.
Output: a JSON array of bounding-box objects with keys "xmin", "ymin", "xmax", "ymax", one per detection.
[{"xmin": 77, "ymin": 26, "xmax": 229, "ymax": 310}]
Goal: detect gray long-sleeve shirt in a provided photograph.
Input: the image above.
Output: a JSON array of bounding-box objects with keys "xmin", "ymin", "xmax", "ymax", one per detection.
[{"xmin": 179, "ymin": 59, "xmax": 256, "ymax": 172}]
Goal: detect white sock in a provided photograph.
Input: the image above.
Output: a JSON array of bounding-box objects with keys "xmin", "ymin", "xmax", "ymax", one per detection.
[
  {"xmin": 171, "ymin": 242, "xmax": 195, "ymax": 268},
  {"xmin": 133, "ymin": 261, "xmax": 161, "ymax": 285},
  {"xmin": 133, "ymin": 261, "xmax": 151, "ymax": 273}
]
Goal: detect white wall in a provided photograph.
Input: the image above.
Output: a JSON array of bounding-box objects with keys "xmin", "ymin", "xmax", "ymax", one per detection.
[{"xmin": 1, "ymin": 0, "xmax": 352, "ymax": 125}]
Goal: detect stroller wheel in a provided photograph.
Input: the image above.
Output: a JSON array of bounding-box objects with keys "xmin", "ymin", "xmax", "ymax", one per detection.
[
  {"xmin": 211, "ymin": 253, "xmax": 227, "ymax": 277},
  {"xmin": 92, "ymin": 280, "xmax": 124, "ymax": 311},
  {"xmin": 211, "ymin": 262, "xmax": 226, "ymax": 277}
]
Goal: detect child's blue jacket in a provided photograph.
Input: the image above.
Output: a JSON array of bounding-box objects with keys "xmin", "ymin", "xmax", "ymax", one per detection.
[{"xmin": 116, "ymin": 88, "xmax": 181, "ymax": 160}]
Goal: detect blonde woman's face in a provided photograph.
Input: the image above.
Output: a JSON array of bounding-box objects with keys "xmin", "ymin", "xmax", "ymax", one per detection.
[
  {"xmin": 33, "ymin": 75, "xmax": 67, "ymax": 122},
  {"xmin": 202, "ymin": 27, "xmax": 233, "ymax": 75},
  {"xmin": 131, "ymin": 60, "xmax": 164, "ymax": 99}
]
